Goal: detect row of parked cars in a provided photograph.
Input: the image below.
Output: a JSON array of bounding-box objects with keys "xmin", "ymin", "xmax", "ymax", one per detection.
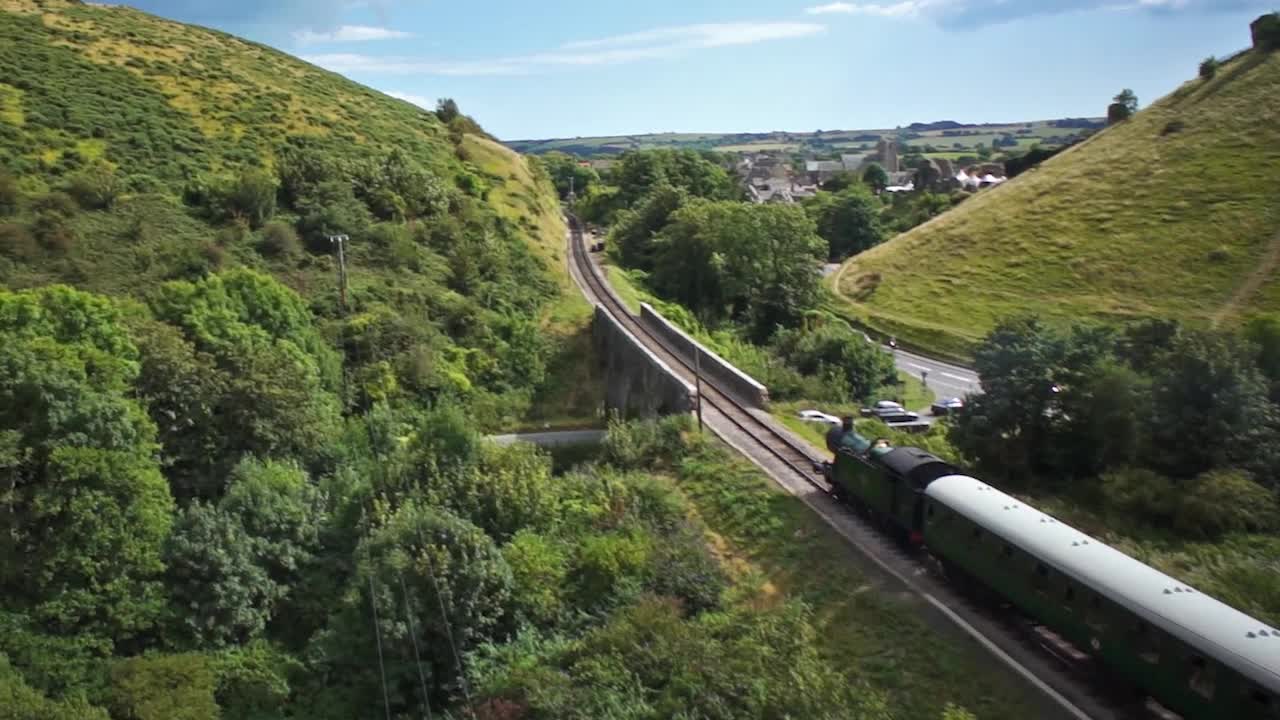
[{"xmin": 798, "ymin": 397, "xmax": 964, "ymax": 428}]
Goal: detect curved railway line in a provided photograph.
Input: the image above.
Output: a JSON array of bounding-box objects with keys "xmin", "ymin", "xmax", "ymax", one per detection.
[{"xmin": 566, "ymin": 215, "xmax": 1148, "ymax": 720}]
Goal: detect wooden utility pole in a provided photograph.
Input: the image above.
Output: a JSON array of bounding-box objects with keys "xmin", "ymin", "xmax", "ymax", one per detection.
[{"xmin": 329, "ymin": 234, "xmax": 349, "ymax": 315}]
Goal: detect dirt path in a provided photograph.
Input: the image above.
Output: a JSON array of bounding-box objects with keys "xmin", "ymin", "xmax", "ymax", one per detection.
[{"xmin": 1212, "ymin": 229, "xmax": 1280, "ymax": 328}]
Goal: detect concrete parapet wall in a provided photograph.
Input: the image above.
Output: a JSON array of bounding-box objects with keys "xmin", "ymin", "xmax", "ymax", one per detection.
[
  {"xmin": 638, "ymin": 303, "xmax": 770, "ymax": 409},
  {"xmin": 592, "ymin": 305, "xmax": 695, "ymax": 418}
]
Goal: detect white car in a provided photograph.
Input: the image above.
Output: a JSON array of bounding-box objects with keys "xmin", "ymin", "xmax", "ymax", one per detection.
[{"xmin": 797, "ymin": 410, "xmax": 842, "ymax": 426}]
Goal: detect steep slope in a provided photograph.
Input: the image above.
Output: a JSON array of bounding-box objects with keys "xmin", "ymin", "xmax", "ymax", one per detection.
[
  {"xmin": 833, "ymin": 47, "xmax": 1280, "ymax": 358},
  {"xmin": 0, "ymin": 0, "xmax": 579, "ymax": 428}
]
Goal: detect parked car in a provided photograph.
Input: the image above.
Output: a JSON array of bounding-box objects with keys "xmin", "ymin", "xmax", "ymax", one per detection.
[
  {"xmin": 860, "ymin": 400, "xmax": 904, "ymax": 418},
  {"xmin": 862, "ymin": 401, "xmax": 919, "ymax": 423},
  {"xmin": 797, "ymin": 409, "xmax": 842, "ymax": 426},
  {"xmin": 931, "ymin": 397, "xmax": 964, "ymax": 416}
]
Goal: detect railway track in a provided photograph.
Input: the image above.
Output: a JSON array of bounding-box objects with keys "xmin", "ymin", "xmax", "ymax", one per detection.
[{"xmin": 566, "ymin": 215, "xmax": 1145, "ymax": 720}]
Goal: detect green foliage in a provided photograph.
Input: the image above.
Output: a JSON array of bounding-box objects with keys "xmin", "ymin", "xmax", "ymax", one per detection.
[
  {"xmin": 256, "ymin": 221, "xmax": 300, "ymax": 259},
  {"xmin": 0, "ymin": 171, "xmax": 17, "ymax": 216},
  {"xmin": 651, "ymin": 200, "xmax": 826, "ymax": 338},
  {"xmin": 502, "ymin": 531, "xmax": 569, "ymax": 626},
  {"xmin": 66, "ymin": 162, "xmax": 121, "ymax": 211},
  {"xmin": 108, "ymin": 653, "xmax": 218, "ymax": 720},
  {"xmin": 613, "ymin": 148, "xmax": 737, "ymax": 208},
  {"xmin": 419, "ymin": 441, "xmax": 560, "ymax": 542},
  {"xmin": 537, "ymin": 151, "xmax": 599, "ymax": 199},
  {"xmin": 862, "ymin": 162, "xmax": 889, "ymax": 192},
  {"xmin": 807, "ymin": 186, "xmax": 885, "ymax": 261},
  {"xmin": 609, "ymin": 182, "xmax": 686, "ymax": 269},
  {"xmin": 209, "ymin": 642, "xmax": 299, "ymax": 720},
  {"xmin": 163, "ymin": 502, "xmax": 275, "ymax": 647},
  {"xmin": 472, "ymin": 598, "xmax": 892, "ymax": 720},
  {"xmin": 1200, "ymin": 56, "xmax": 1219, "ymax": 79},
  {"xmin": 0, "ymin": 654, "xmax": 109, "ymax": 720},
  {"xmin": 771, "ymin": 322, "xmax": 897, "ymax": 402},
  {"xmin": 1101, "ymin": 467, "xmax": 1279, "ymax": 539},
  {"xmin": 1245, "ymin": 314, "xmax": 1280, "ymax": 401},
  {"xmin": 436, "ymin": 97, "xmax": 461, "ymax": 124}
]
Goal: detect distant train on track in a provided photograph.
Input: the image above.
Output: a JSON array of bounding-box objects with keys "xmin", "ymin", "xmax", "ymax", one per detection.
[{"xmin": 820, "ymin": 418, "xmax": 1280, "ymax": 720}]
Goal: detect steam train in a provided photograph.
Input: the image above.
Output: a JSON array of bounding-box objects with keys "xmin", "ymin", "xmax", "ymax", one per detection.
[{"xmin": 820, "ymin": 420, "xmax": 1280, "ymax": 720}]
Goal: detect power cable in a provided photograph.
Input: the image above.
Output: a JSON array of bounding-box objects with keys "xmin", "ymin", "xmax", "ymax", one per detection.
[{"xmin": 399, "ymin": 571, "xmax": 435, "ymax": 720}]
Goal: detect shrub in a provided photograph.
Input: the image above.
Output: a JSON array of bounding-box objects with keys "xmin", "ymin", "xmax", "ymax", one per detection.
[
  {"xmin": 0, "ymin": 223, "xmax": 36, "ymax": 260},
  {"xmin": 1161, "ymin": 120, "xmax": 1186, "ymax": 136},
  {"xmin": 30, "ymin": 191, "xmax": 78, "ymax": 218},
  {"xmin": 257, "ymin": 222, "xmax": 301, "ymax": 258},
  {"xmin": 1100, "ymin": 467, "xmax": 1176, "ymax": 521},
  {"xmin": 1199, "ymin": 56, "xmax": 1219, "ymax": 79},
  {"xmin": 0, "ymin": 171, "xmax": 17, "ymax": 215},
  {"xmin": 1207, "ymin": 245, "xmax": 1230, "ymax": 262},
  {"xmin": 67, "ymin": 162, "xmax": 121, "ymax": 210},
  {"xmin": 1173, "ymin": 470, "xmax": 1280, "ymax": 538}
]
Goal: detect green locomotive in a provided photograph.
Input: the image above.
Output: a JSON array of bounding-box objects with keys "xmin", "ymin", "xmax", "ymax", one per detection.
[{"xmin": 822, "ymin": 420, "xmax": 1280, "ymax": 720}]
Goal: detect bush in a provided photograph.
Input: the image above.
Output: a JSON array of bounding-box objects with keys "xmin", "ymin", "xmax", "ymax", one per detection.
[
  {"xmin": 1199, "ymin": 56, "xmax": 1219, "ymax": 79},
  {"xmin": 1100, "ymin": 467, "xmax": 1176, "ymax": 521},
  {"xmin": 0, "ymin": 223, "xmax": 36, "ymax": 260},
  {"xmin": 257, "ymin": 222, "xmax": 300, "ymax": 258},
  {"xmin": 1173, "ymin": 470, "xmax": 1280, "ymax": 538},
  {"xmin": 67, "ymin": 162, "xmax": 121, "ymax": 210},
  {"xmin": 0, "ymin": 171, "xmax": 18, "ymax": 215}
]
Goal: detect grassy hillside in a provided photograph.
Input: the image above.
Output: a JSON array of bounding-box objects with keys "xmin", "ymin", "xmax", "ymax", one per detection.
[
  {"xmin": 832, "ymin": 48, "xmax": 1280, "ymax": 358},
  {"xmin": 0, "ymin": 0, "xmax": 588, "ymax": 428}
]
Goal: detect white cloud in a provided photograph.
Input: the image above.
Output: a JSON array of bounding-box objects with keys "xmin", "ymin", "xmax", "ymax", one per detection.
[
  {"xmin": 303, "ymin": 20, "xmax": 826, "ymax": 76},
  {"xmin": 806, "ymin": 0, "xmax": 1267, "ymax": 26},
  {"xmin": 293, "ymin": 24, "xmax": 412, "ymax": 45},
  {"xmin": 804, "ymin": 2, "xmax": 928, "ymax": 17}
]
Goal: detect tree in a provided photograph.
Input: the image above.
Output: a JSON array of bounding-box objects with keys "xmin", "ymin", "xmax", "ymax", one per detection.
[
  {"xmin": 66, "ymin": 162, "xmax": 121, "ymax": 210},
  {"xmin": 862, "ymin": 162, "xmax": 889, "ymax": 192},
  {"xmin": 651, "ymin": 200, "xmax": 825, "ymax": 337},
  {"xmin": 0, "ymin": 654, "xmax": 109, "ymax": 720},
  {"xmin": 1199, "ymin": 56, "xmax": 1219, "ymax": 79},
  {"xmin": 0, "ymin": 171, "xmax": 17, "ymax": 216},
  {"xmin": 610, "ymin": 183, "xmax": 687, "ymax": 270},
  {"xmin": 213, "ymin": 170, "xmax": 277, "ymax": 229},
  {"xmin": 1110, "ymin": 88, "xmax": 1139, "ymax": 121},
  {"xmin": 310, "ymin": 503, "xmax": 513, "ymax": 716},
  {"xmin": 436, "ymin": 98, "xmax": 460, "ymax": 124},
  {"xmin": 0, "ymin": 288, "xmax": 173, "ymax": 641},
  {"xmin": 418, "ymin": 441, "xmax": 559, "ymax": 542},
  {"xmin": 809, "ymin": 186, "xmax": 885, "ymax": 261},
  {"xmin": 1145, "ymin": 330, "xmax": 1278, "ymax": 479},
  {"xmin": 1244, "ymin": 314, "xmax": 1280, "ymax": 402},
  {"xmin": 538, "ymin": 152, "xmax": 599, "ymax": 199},
  {"xmin": 771, "ymin": 322, "xmax": 897, "ymax": 401},
  {"xmin": 109, "ymin": 654, "xmax": 218, "ymax": 720},
  {"xmin": 163, "ymin": 502, "xmax": 276, "ymax": 647},
  {"xmin": 819, "ymin": 171, "xmax": 858, "ymax": 192}
]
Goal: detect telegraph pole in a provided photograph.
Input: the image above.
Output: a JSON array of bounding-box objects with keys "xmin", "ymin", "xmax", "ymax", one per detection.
[{"xmin": 329, "ymin": 234, "xmax": 350, "ymax": 316}]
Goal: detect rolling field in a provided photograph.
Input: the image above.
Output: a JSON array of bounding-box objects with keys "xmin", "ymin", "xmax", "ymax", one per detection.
[{"xmin": 831, "ymin": 49, "xmax": 1280, "ymax": 358}]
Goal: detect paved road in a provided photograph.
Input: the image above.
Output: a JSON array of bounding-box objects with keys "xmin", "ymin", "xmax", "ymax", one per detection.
[
  {"xmin": 488, "ymin": 429, "xmax": 606, "ymax": 447},
  {"xmin": 891, "ymin": 347, "xmax": 981, "ymax": 404}
]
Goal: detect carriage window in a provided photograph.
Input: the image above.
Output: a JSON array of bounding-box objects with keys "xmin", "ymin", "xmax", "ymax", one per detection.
[
  {"xmin": 928, "ymin": 503, "xmax": 935, "ymax": 518},
  {"xmin": 970, "ymin": 527, "xmax": 982, "ymax": 541},
  {"xmin": 1033, "ymin": 562, "xmax": 1049, "ymax": 593},
  {"xmin": 1189, "ymin": 655, "xmax": 1215, "ymax": 700},
  {"xmin": 1002, "ymin": 544, "xmax": 1014, "ymax": 558}
]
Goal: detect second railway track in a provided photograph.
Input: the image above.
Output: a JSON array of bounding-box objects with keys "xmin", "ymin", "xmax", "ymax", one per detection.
[{"xmin": 565, "ymin": 215, "xmax": 1145, "ymax": 720}]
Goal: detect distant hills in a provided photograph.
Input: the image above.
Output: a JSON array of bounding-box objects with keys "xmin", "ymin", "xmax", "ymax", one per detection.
[
  {"xmin": 831, "ymin": 46, "xmax": 1280, "ymax": 359},
  {"xmin": 505, "ymin": 118, "xmax": 1105, "ymax": 159}
]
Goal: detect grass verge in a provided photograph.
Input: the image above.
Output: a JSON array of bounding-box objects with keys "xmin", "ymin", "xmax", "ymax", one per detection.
[{"xmin": 672, "ymin": 436, "xmax": 1046, "ymax": 719}]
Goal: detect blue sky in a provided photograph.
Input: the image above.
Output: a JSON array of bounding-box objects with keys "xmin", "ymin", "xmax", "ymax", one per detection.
[{"xmin": 125, "ymin": 1, "xmax": 1273, "ymax": 141}]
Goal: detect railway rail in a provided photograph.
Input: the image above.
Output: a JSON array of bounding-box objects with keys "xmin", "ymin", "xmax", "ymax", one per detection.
[{"xmin": 566, "ymin": 215, "xmax": 1143, "ymax": 720}]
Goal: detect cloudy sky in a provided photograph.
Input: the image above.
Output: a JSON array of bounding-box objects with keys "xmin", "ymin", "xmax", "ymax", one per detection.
[{"xmin": 124, "ymin": 0, "xmax": 1271, "ymax": 140}]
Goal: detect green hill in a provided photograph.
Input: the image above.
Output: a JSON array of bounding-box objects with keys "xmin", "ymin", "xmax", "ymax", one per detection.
[
  {"xmin": 0, "ymin": 0, "xmax": 586, "ymax": 427},
  {"xmin": 832, "ymin": 47, "xmax": 1280, "ymax": 359}
]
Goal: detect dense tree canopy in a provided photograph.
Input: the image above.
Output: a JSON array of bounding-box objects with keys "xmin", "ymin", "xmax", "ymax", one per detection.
[
  {"xmin": 807, "ymin": 186, "xmax": 886, "ymax": 261},
  {"xmin": 951, "ymin": 316, "xmax": 1280, "ymax": 534},
  {"xmin": 650, "ymin": 200, "xmax": 826, "ymax": 338}
]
